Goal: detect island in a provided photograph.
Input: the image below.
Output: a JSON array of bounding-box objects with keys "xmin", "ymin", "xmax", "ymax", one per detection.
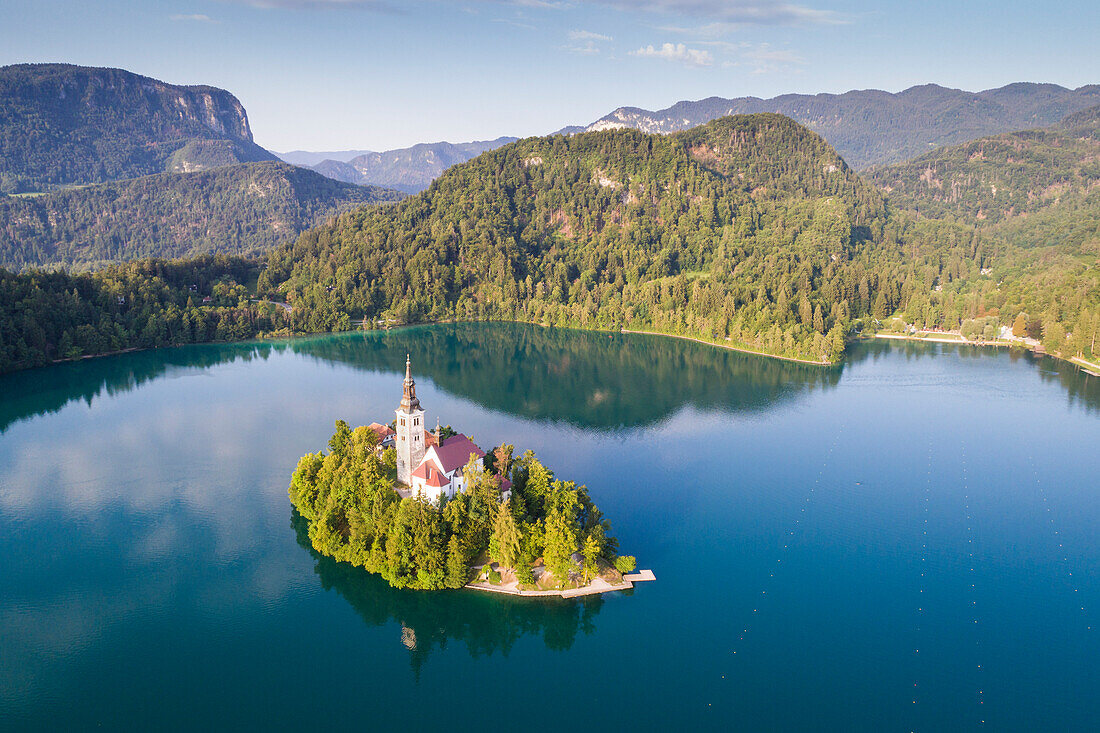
[{"xmin": 288, "ymin": 356, "xmax": 652, "ymax": 595}]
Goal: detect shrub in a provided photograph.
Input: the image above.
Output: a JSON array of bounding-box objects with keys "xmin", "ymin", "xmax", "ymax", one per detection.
[
  {"xmin": 487, "ymin": 568, "xmax": 502, "ymax": 584},
  {"xmin": 614, "ymin": 555, "xmax": 636, "ymax": 574}
]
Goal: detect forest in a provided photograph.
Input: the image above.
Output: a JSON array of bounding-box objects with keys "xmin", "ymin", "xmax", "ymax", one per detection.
[
  {"xmin": 289, "ymin": 421, "xmax": 625, "ymax": 591},
  {"xmin": 0, "ymin": 256, "xmax": 284, "ymax": 373},
  {"xmin": 0, "ymin": 162, "xmax": 402, "ymax": 270},
  {"xmin": 2, "ymin": 112, "xmax": 1099, "ymax": 376}
]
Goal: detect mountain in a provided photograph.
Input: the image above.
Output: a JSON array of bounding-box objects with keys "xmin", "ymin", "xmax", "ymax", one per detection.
[
  {"xmin": 262, "ymin": 114, "xmax": 889, "ymax": 362},
  {"xmin": 0, "ymin": 162, "xmax": 403, "ymax": 270},
  {"xmin": 0, "ymin": 63, "xmax": 277, "ymax": 193},
  {"xmin": 870, "ymin": 104, "xmax": 1100, "ymax": 223},
  {"xmin": 573, "ymin": 83, "xmax": 1100, "ymax": 169},
  {"xmin": 275, "ymin": 150, "xmax": 375, "ymax": 167},
  {"xmin": 309, "ymin": 137, "xmax": 519, "ymax": 193}
]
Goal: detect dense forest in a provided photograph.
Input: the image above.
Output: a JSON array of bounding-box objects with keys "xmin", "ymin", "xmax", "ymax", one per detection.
[
  {"xmin": 264, "ymin": 114, "xmax": 891, "ymax": 363},
  {"xmin": 0, "ymin": 63, "xmax": 275, "ymax": 192},
  {"xmin": 0, "ymin": 162, "xmax": 403, "ymax": 270},
  {"xmin": 0, "ymin": 256, "xmax": 284, "ymax": 372},
  {"xmin": 289, "ymin": 421, "xmax": 624, "ymax": 591}
]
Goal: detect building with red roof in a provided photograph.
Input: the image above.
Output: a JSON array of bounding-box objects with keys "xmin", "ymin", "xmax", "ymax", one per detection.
[
  {"xmin": 410, "ymin": 433, "xmax": 486, "ymax": 501},
  {"xmin": 392, "ymin": 357, "xmax": 510, "ymax": 503}
]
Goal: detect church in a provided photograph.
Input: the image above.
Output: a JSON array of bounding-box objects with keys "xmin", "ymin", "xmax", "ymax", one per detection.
[{"xmin": 394, "ymin": 356, "xmax": 509, "ymax": 503}]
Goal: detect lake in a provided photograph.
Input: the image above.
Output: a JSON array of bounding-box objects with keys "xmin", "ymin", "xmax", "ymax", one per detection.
[{"xmin": 0, "ymin": 323, "xmax": 1097, "ymax": 731}]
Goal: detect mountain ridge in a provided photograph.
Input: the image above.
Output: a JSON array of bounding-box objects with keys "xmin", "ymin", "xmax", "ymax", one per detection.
[
  {"xmin": 570, "ymin": 82, "xmax": 1100, "ymax": 169},
  {"xmin": 306, "ymin": 137, "xmax": 519, "ymax": 193}
]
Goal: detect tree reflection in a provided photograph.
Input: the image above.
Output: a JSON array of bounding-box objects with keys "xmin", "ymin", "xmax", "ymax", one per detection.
[
  {"xmin": 292, "ymin": 510, "xmax": 605, "ymax": 673},
  {"xmin": 292, "ymin": 322, "xmax": 843, "ymax": 429}
]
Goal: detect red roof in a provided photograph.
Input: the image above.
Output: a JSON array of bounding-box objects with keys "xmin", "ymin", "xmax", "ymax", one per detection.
[
  {"xmin": 432, "ymin": 434, "xmax": 485, "ymax": 474},
  {"xmin": 367, "ymin": 422, "xmax": 395, "ymax": 440},
  {"xmin": 412, "ymin": 461, "xmax": 450, "ymax": 488}
]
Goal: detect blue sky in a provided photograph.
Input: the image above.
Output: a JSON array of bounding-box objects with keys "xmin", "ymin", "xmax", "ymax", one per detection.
[{"xmin": 3, "ymin": 0, "xmax": 1098, "ymax": 152}]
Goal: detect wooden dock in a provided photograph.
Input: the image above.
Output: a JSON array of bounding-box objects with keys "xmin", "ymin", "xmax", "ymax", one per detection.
[{"xmin": 623, "ymin": 569, "xmax": 656, "ymax": 582}]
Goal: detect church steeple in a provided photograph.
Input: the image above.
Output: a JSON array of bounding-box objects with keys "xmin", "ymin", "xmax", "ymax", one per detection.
[
  {"xmin": 400, "ymin": 354, "xmax": 421, "ymax": 411},
  {"xmin": 395, "ymin": 354, "xmax": 426, "ymax": 485}
]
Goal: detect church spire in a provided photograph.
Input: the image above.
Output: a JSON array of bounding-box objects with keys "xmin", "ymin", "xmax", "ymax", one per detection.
[{"xmin": 400, "ymin": 354, "xmax": 421, "ymax": 411}]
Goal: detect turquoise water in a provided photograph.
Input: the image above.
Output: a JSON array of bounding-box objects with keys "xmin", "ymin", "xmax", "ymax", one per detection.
[{"xmin": 0, "ymin": 324, "xmax": 1097, "ymax": 731}]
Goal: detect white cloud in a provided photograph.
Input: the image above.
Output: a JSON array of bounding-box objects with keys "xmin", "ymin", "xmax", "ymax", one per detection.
[
  {"xmin": 569, "ymin": 29, "xmax": 612, "ymax": 41},
  {"xmin": 631, "ymin": 42, "xmax": 713, "ymax": 67},
  {"xmin": 169, "ymin": 13, "xmax": 216, "ymax": 22}
]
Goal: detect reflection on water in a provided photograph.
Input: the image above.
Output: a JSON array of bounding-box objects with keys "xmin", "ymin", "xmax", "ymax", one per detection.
[
  {"xmin": 290, "ymin": 323, "xmax": 842, "ymax": 429},
  {"xmin": 5, "ymin": 325, "xmax": 1097, "ymax": 436},
  {"xmin": 292, "ymin": 511, "xmax": 603, "ymax": 673}
]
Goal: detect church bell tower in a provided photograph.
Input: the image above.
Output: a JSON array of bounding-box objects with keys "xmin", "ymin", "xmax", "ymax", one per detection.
[{"xmin": 395, "ymin": 355, "xmax": 426, "ymax": 485}]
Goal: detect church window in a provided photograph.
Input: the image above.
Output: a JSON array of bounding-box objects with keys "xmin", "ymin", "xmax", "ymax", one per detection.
[{"xmin": 400, "ymin": 418, "xmax": 405, "ymax": 426}]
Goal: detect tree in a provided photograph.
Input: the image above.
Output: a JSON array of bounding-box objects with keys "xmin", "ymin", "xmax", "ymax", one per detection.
[
  {"xmin": 444, "ymin": 534, "xmax": 468, "ymax": 588},
  {"xmin": 1013, "ymin": 312, "xmax": 1028, "ymax": 338},
  {"xmin": 543, "ymin": 481, "xmax": 580, "ymax": 588},
  {"xmin": 581, "ymin": 532, "xmax": 601, "ymax": 585},
  {"xmin": 490, "ymin": 498, "xmax": 522, "ymax": 569}
]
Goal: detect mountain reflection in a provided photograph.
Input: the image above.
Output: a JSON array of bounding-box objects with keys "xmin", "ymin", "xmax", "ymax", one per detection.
[
  {"xmin": 3, "ymin": 324, "xmax": 1097, "ymax": 436},
  {"xmin": 293, "ymin": 511, "xmax": 603, "ymax": 672},
  {"xmin": 290, "ymin": 323, "xmax": 842, "ymax": 429}
]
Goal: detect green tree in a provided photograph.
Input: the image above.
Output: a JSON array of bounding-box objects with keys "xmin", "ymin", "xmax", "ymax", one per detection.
[{"xmin": 490, "ymin": 498, "xmax": 521, "ymax": 569}]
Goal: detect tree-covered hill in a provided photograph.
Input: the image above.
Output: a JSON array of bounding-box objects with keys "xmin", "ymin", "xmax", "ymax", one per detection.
[
  {"xmin": 870, "ymin": 105, "xmax": 1100, "ymax": 223},
  {"xmin": 262, "ymin": 114, "xmax": 892, "ymax": 362},
  {"xmin": 868, "ymin": 108, "xmax": 1100, "ymax": 359},
  {"xmin": 0, "ymin": 162, "xmax": 404, "ymax": 270},
  {"xmin": 0, "ymin": 63, "xmax": 276, "ymax": 193}
]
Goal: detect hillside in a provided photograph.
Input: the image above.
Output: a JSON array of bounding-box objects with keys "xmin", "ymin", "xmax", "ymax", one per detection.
[
  {"xmin": 262, "ymin": 114, "xmax": 891, "ymax": 362},
  {"xmin": 868, "ymin": 107, "xmax": 1100, "ymax": 356},
  {"xmin": 4, "ymin": 113, "xmax": 1099, "ymax": 375},
  {"xmin": 573, "ymin": 83, "xmax": 1100, "ymax": 169},
  {"xmin": 309, "ymin": 137, "xmax": 518, "ymax": 193},
  {"xmin": 870, "ymin": 105, "xmax": 1100, "ymax": 223},
  {"xmin": 0, "ymin": 162, "xmax": 403, "ymax": 270},
  {"xmin": 0, "ymin": 63, "xmax": 276, "ymax": 192}
]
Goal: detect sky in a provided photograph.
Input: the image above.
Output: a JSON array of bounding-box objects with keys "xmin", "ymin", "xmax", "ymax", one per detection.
[{"xmin": 2, "ymin": 0, "xmax": 1099, "ymax": 152}]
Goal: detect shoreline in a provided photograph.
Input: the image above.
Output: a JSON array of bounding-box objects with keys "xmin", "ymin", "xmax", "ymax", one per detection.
[
  {"xmin": 10, "ymin": 318, "xmax": 1099, "ymax": 378},
  {"xmin": 871, "ymin": 332, "xmax": 1100, "ymax": 373},
  {"xmin": 465, "ymin": 569, "xmax": 656, "ymax": 599}
]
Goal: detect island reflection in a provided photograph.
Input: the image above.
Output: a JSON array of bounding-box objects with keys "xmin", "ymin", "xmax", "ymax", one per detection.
[{"xmin": 293, "ymin": 511, "xmax": 604, "ymax": 672}]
